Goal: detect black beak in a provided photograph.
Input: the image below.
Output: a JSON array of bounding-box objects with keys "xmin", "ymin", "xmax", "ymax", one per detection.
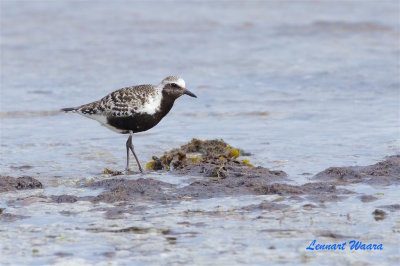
[{"xmin": 184, "ymin": 89, "xmax": 197, "ymax": 98}]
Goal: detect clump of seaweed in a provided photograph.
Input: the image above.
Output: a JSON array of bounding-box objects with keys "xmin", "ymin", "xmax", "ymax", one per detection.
[
  {"xmin": 104, "ymin": 168, "xmax": 123, "ymax": 176},
  {"xmin": 146, "ymin": 138, "xmax": 253, "ymax": 175},
  {"xmin": 241, "ymin": 159, "xmax": 254, "ymax": 167}
]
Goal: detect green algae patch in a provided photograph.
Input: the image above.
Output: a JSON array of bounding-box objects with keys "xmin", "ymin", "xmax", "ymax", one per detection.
[
  {"xmin": 188, "ymin": 156, "xmax": 202, "ymax": 163},
  {"xmin": 104, "ymin": 168, "xmax": 122, "ymax": 176},
  {"xmin": 145, "ymin": 161, "xmax": 155, "ymax": 171},
  {"xmin": 143, "ymin": 139, "xmax": 263, "ymax": 180},
  {"xmin": 227, "ymin": 146, "xmax": 240, "ymax": 159},
  {"xmin": 241, "ymin": 159, "xmax": 254, "ymax": 167},
  {"xmin": 146, "ymin": 156, "xmax": 169, "ymax": 171},
  {"xmin": 146, "ymin": 139, "xmax": 253, "ymax": 172},
  {"xmin": 180, "ymin": 139, "xmax": 231, "ymax": 156}
]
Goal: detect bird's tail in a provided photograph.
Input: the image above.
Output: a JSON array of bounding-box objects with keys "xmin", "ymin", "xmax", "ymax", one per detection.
[{"xmin": 61, "ymin": 107, "xmax": 77, "ymax": 112}]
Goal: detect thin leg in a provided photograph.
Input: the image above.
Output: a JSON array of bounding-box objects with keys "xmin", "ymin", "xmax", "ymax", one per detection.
[
  {"xmin": 126, "ymin": 131, "xmax": 143, "ymax": 173},
  {"xmin": 126, "ymin": 135, "xmax": 131, "ymax": 172},
  {"xmin": 129, "ymin": 145, "xmax": 143, "ymax": 173}
]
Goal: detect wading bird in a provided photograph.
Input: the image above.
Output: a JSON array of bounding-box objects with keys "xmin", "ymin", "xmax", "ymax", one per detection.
[{"xmin": 61, "ymin": 76, "xmax": 197, "ymax": 173}]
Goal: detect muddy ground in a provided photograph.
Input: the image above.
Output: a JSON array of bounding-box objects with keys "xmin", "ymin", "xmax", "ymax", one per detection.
[
  {"xmin": 1, "ymin": 139, "xmax": 399, "ymax": 265},
  {"xmin": 1, "ymin": 139, "xmax": 399, "ymax": 210},
  {"xmin": 0, "ymin": 176, "xmax": 43, "ymax": 193},
  {"xmin": 74, "ymin": 141, "xmax": 398, "ymax": 207}
]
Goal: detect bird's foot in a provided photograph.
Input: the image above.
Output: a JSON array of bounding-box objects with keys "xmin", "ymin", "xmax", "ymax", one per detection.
[
  {"xmin": 125, "ymin": 167, "xmax": 144, "ymax": 175},
  {"xmin": 138, "ymin": 165, "xmax": 144, "ymax": 174},
  {"xmin": 125, "ymin": 168, "xmax": 131, "ymax": 175}
]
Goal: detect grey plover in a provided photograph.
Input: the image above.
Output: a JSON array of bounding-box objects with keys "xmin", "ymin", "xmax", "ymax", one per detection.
[{"xmin": 61, "ymin": 76, "xmax": 197, "ymax": 173}]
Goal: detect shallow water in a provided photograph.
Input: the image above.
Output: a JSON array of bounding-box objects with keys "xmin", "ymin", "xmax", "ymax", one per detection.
[{"xmin": 1, "ymin": 1, "xmax": 399, "ymax": 265}]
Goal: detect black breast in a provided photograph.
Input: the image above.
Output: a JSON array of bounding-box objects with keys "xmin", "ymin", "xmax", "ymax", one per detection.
[{"xmin": 107, "ymin": 93, "xmax": 175, "ymax": 134}]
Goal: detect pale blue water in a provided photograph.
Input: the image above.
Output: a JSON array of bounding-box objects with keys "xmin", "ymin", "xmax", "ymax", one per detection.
[
  {"xmin": 1, "ymin": 1, "xmax": 399, "ymax": 179},
  {"xmin": 0, "ymin": 1, "xmax": 399, "ymax": 265}
]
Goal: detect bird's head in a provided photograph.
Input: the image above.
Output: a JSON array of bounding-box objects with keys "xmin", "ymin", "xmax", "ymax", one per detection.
[{"xmin": 160, "ymin": 76, "xmax": 197, "ymax": 99}]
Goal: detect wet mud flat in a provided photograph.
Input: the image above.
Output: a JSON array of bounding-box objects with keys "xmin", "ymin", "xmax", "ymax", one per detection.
[
  {"xmin": 1, "ymin": 140, "xmax": 399, "ymax": 264},
  {"xmin": 1, "ymin": 139, "xmax": 399, "ymax": 217},
  {"xmin": 69, "ymin": 140, "xmax": 399, "ymax": 207},
  {"xmin": 1, "ymin": 139, "xmax": 399, "ymax": 216}
]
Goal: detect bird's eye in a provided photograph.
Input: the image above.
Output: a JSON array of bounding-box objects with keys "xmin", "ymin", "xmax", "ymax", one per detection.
[{"xmin": 171, "ymin": 83, "xmax": 179, "ymax": 88}]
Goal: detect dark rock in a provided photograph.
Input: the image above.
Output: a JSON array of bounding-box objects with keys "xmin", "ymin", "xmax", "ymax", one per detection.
[
  {"xmin": 313, "ymin": 155, "xmax": 400, "ymax": 186},
  {"xmin": 86, "ymin": 178, "xmax": 174, "ymax": 203},
  {"xmin": 254, "ymin": 182, "xmax": 353, "ymax": 203},
  {"xmin": 52, "ymin": 195, "xmax": 78, "ymax": 203},
  {"xmin": 0, "ymin": 213, "xmax": 28, "ymax": 222},
  {"xmin": 302, "ymin": 204, "xmax": 318, "ymax": 210},
  {"xmin": 372, "ymin": 209, "xmax": 387, "ymax": 221},
  {"xmin": 318, "ymin": 231, "xmax": 356, "ymax": 239},
  {"xmin": 241, "ymin": 201, "xmax": 289, "ymax": 211},
  {"xmin": 377, "ymin": 204, "xmax": 400, "ymax": 212},
  {"xmin": 0, "ymin": 176, "xmax": 43, "ymax": 192},
  {"xmin": 54, "ymin": 252, "xmax": 73, "ymax": 257},
  {"xmin": 359, "ymin": 195, "xmax": 378, "ymax": 203},
  {"xmin": 255, "ymin": 183, "xmax": 303, "ymax": 195},
  {"xmin": 101, "ymin": 252, "xmax": 115, "ymax": 258}
]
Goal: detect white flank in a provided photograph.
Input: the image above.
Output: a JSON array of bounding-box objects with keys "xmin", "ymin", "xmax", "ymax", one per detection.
[
  {"xmin": 79, "ymin": 113, "xmax": 125, "ymax": 133},
  {"xmin": 136, "ymin": 87, "xmax": 163, "ymax": 115},
  {"xmin": 81, "ymin": 114, "xmax": 107, "ymax": 124}
]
